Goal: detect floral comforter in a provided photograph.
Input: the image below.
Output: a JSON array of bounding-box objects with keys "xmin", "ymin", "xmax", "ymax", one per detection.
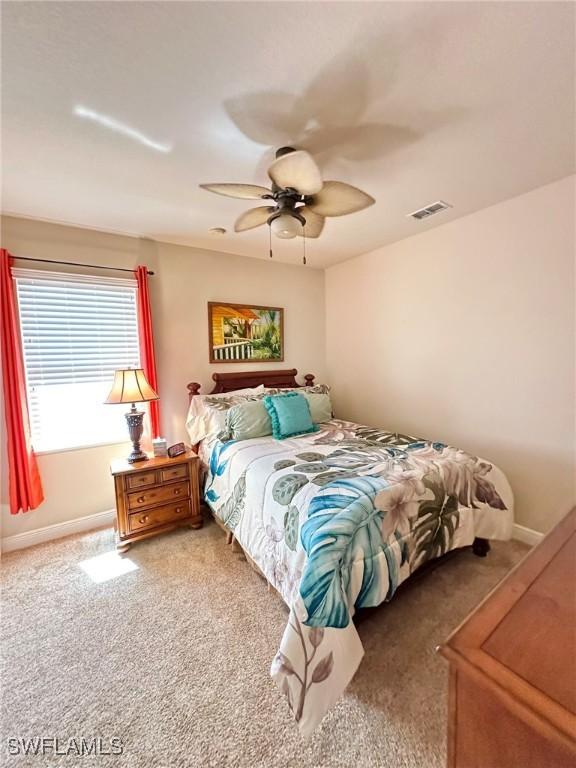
[{"xmin": 203, "ymin": 420, "xmax": 513, "ymax": 736}]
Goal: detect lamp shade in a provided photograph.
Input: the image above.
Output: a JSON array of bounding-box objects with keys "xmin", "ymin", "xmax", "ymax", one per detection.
[{"xmin": 105, "ymin": 368, "xmax": 159, "ymax": 405}]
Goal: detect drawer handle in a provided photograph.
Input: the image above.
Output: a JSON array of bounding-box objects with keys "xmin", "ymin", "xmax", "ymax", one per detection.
[
  {"xmin": 139, "ymin": 514, "xmax": 149, "ymax": 524},
  {"xmin": 137, "ymin": 495, "xmax": 146, "ymax": 503},
  {"xmin": 174, "ymin": 488, "xmax": 181, "ymax": 495},
  {"xmin": 175, "ymin": 507, "xmax": 182, "ymax": 513}
]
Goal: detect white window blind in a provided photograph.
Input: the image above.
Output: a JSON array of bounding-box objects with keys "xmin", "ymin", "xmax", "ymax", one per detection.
[{"xmin": 15, "ymin": 269, "xmax": 141, "ymax": 452}]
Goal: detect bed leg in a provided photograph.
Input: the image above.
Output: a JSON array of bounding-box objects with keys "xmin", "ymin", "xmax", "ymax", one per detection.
[
  {"xmin": 473, "ymin": 537, "xmax": 491, "ymax": 557},
  {"xmin": 226, "ymin": 531, "xmax": 233, "ymax": 545}
]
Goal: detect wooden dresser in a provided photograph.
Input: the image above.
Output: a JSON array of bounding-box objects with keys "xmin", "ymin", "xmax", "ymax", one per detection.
[
  {"xmin": 110, "ymin": 451, "xmax": 202, "ymax": 552},
  {"xmin": 439, "ymin": 508, "xmax": 576, "ymax": 767}
]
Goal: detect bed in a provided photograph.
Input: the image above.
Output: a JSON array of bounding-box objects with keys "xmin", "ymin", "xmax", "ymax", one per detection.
[{"xmin": 186, "ymin": 369, "xmax": 514, "ymax": 736}]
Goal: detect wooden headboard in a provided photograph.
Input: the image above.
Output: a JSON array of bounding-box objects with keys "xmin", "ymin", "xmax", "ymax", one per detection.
[{"xmin": 187, "ymin": 368, "xmax": 315, "ymax": 402}]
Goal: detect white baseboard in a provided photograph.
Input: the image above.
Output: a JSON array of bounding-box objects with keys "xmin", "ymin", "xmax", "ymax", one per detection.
[
  {"xmin": 512, "ymin": 523, "xmax": 544, "ymax": 547},
  {"xmin": 0, "ymin": 511, "xmax": 545, "ymax": 553},
  {"xmin": 1, "ymin": 509, "xmax": 115, "ymax": 553}
]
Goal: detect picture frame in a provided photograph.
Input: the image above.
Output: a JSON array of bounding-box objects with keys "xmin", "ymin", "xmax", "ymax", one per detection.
[{"xmin": 208, "ymin": 302, "xmax": 284, "ymax": 363}]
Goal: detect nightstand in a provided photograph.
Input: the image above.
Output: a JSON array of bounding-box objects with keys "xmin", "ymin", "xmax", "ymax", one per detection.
[{"xmin": 110, "ymin": 451, "xmax": 202, "ymax": 552}]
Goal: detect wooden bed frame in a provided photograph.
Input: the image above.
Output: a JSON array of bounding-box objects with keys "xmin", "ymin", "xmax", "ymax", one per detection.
[
  {"xmin": 187, "ymin": 368, "xmax": 315, "ymax": 401},
  {"xmin": 185, "ymin": 368, "xmax": 490, "ymax": 573}
]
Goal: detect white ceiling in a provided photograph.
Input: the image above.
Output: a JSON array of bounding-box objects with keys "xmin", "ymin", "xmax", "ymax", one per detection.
[{"xmin": 2, "ymin": 2, "xmax": 575, "ymax": 268}]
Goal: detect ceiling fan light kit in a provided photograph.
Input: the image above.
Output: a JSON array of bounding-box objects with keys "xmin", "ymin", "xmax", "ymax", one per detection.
[
  {"xmin": 200, "ymin": 146, "xmax": 375, "ymax": 264},
  {"xmin": 270, "ymin": 213, "xmax": 302, "ymax": 239}
]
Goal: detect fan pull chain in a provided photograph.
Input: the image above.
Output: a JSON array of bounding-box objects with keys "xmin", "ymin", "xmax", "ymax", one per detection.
[
  {"xmin": 302, "ymin": 223, "xmax": 307, "ymax": 266},
  {"xmin": 269, "ymin": 225, "xmax": 273, "ymax": 259}
]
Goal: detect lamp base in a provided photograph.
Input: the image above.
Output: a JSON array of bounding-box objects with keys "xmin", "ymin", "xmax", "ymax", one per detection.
[
  {"xmin": 127, "ymin": 446, "xmax": 148, "ymax": 464},
  {"xmin": 125, "ymin": 406, "xmax": 148, "ymax": 463}
]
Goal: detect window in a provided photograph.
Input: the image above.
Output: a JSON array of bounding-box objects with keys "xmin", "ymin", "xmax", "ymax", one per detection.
[{"xmin": 14, "ymin": 269, "xmax": 140, "ymax": 452}]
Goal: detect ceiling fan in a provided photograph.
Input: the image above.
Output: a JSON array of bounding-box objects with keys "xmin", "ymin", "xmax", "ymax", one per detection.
[{"xmin": 200, "ymin": 147, "xmax": 375, "ymax": 245}]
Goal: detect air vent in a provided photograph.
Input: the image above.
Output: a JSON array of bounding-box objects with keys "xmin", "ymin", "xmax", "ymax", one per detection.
[{"xmin": 408, "ymin": 201, "xmax": 452, "ymax": 221}]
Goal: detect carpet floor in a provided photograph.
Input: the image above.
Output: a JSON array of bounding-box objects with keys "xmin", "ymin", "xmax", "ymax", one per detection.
[{"xmin": 1, "ymin": 519, "xmax": 528, "ymax": 768}]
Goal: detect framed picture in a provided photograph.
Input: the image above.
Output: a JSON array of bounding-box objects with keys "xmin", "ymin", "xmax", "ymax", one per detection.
[{"xmin": 208, "ymin": 302, "xmax": 284, "ymax": 363}]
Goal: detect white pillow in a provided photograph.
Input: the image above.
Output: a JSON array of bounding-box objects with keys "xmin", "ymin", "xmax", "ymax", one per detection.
[
  {"xmin": 186, "ymin": 385, "xmax": 265, "ymax": 444},
  {"xmin": 205, "ymin": 386, "xmax": 264, "ymax": 399}
]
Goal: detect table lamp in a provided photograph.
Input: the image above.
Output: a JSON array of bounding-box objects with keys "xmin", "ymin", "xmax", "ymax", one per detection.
[{"xmin": 105, "ymin": 368, "xmax": 159, "ymax": 463}]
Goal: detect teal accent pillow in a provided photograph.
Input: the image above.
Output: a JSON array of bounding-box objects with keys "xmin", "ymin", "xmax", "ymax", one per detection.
[
  {"xmin": 302, "ymin": 392, "xmax": 333, "ymax": 424},
  {"xmin": 263, "ymin": 392, "xmax": 318, "ymax": 440},
  {"xmin": 224, "ymin": 400, "xmax": 272, "ymax": 441}
]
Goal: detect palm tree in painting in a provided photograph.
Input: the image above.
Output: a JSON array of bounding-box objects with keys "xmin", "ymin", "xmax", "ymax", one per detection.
[{"xmin": 252, "ymin": 309, "xmax": 281, "ymax": 359}]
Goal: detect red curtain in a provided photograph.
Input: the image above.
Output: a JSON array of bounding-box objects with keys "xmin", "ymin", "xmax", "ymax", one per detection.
[
  {"xmin": 0, "ymin": 250, "xmax": 44, "ymax": 513},
  {"xmin": 134, "ymin": 266, "xmax": 161, "ymax": 438}
]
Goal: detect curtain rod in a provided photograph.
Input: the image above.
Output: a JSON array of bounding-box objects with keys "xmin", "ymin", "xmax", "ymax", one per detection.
[{"xmin": 12, "ymin": 255, "xmax": 154, "ymax": 276}]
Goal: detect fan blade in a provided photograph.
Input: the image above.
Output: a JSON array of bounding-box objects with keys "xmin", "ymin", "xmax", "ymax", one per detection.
[
  {"xmin": 308, "ymin": 181, "xmax": 375, "ymax": 217},
  {"xmin": 268, "ymin": 150, "xmax": 323, "ymax": 195},
  {"xmin": 234, "ymin": 206, "xmax": 275, "ymax": 232},
  {"xmin": 298, "ymin": 207, "xmax": 325, "ymax": 238},
  {"xmin": 199, "ymin": 183, "xmax": 272, "ymax": 200}
]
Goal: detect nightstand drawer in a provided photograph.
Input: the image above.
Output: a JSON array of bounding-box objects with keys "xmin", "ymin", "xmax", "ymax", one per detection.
[
  {"xmin": 127, "ymin": 481, "xmax": 189, "ymax": 510},
  {"xmin": 159, "ymin": 464, "xmax": 188, "ymax": 483},
  {"xmin": 126, "ymin": 470, "xmax": 159, "ymax": 490},
  {"xmin": 128, "ymin": 500, "xmax": 192, "ymax": 533}
]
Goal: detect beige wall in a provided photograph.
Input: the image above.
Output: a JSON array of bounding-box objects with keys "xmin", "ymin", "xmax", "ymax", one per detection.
[
  {"xmin": 0, "ymin": 216, "xmax": 326, "ymax": 539},
  {"xmin": 326, "ymin": 176, "xmax": 575, "ymax": 534}
]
